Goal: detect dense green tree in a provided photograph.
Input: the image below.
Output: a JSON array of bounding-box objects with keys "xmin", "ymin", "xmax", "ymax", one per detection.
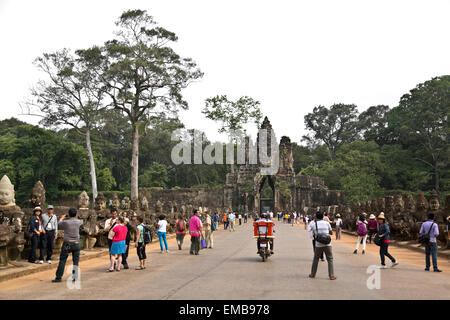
[
  {"xmin": 393, "ymin": 75, "xmax": 450, "ymax": 192},
  {"xmin": 26, "ymin": 48, "xmax": 106, "ymax": 203},
  {"xmin": 303, "ymin": 103, "xmax": 360, "ymax": 160},
  {"xmin": 202, "ymin": 95, "xmax": 262, "ymax": 173},
  {"xmin": 0, "ymin": 121, "xmax": 90, "ymax": 205},
  {"xmin": 139, "ymin": 163, "xmax": 168, "ymax": 188},
  {"xmin": 79, "ymin": 9, "xmax": 203, "ymax": 202}
]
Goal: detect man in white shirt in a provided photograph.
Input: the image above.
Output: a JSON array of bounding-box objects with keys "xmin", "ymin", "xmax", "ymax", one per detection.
[
  {"xmin": 228, "ymin": 212, "xmax": 236, "ymax": 232},
  {"xmin": 41, "ymin": 205, "xmax": 58, "ymax": 264},
  {"xmin": 104, "ymin": 207, "xmax": 119, "ymax": 253},
  {"xmin": 204, "ymin": 211, "xmax": 214, "ymax": 248},
  {"xmin": 308, "ymin": 212, "xmax": 336, "ymax": 280}
]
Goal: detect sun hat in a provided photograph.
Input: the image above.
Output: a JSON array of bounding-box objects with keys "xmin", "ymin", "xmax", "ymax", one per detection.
[
  {"xmin": 377, "ymin": 212, "xmax": 386, "ymax": 220},
  {"xmin": 33, "ymin": 206, "xmax": 42, "ymax": 213},
  {"xmin": 369, "ymin": 214, "xmax": 376, "ymax": 219},
  {"xmin": 336, "ymin": 214, "xmax": 341, "ymax": 217}
]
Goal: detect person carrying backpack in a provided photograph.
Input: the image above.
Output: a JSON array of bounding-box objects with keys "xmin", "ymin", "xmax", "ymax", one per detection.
[
  {"xmin": 176, "ymin": 214, "xmax": 187, "ymax": 250},
  {"xmin": 135, "ymin": 216, "xmax": 147, "ymax": 270},
  {"xmin": 354, "ymin": 214, "xmax": 368, "ymax": 254},
  {"xmin": 419, "ymin": 213, "xmax": 442, "ymax": 272}
]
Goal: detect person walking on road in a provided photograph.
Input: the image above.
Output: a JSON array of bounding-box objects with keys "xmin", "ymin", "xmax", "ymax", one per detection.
[
  {"xmin": 354, "ymin": 214, "xmax": 368, "ymax": 254},
  {"xmin": 228, "ymin": 212, "xmax": 236, "ymax": 232},
  {"xmin": 41, "ymin": 205, "xmax": 58, "ymax": 264},
  {"xmin": 135, "ymin": 216, "xmax": 147, "ymax": 270},
  {"xmin": 376, "ymin": 213, "xmax": 399, "ymax": 269},
  {"xmin": 308, "ymin": 212, "xmax": 336, "ymax": 280},
  {"xmin": 420, "ymin": 213, "xmax": 442, "ymax": 272},
  {"xmin": 367, "ymin": 214, "xmax": 378, "ymax": 244},
  {"xmin": 189, "ymin": 209, "xmax": 203, "ymax": 255},
  {"xmin": 223, "ymin": 213, "xmax": 228, "ymax": 230},
  {"xmin": 28, "ymin": 207, "xmax": 46, "ymax": 264},
  {"xmin": 204, "ymin": 211, "xmax": 214, "ymax": 249},
  {"xmin": 334, "ymin": 214, "xmax": 343, "ymax": 240},
  {"xmin": 238, "ymin": 213, "xmax": 242, "ymax": 226},
  {"xmin": 52, "ymin": 208, "xmax": 82, "ymax": 282},
  {"xmin": 157, "ymin": 215, "xmax": 169, "ymax": 253},
  {"xmin": 107, "ymin": 216, "xmax": 128, "ymax": 272},
  {"xmin": 176, "ymin": 214, "xmax": 187, "ymax": 250}
]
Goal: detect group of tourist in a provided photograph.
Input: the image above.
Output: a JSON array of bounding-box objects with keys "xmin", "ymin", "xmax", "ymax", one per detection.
[
  {"xmin": 304, "ymin": 209, "xmax": 443, "ymax": 280},
  {"xmin": 28, "ymin": 205, "xmax": 59, "ymax": 264}
]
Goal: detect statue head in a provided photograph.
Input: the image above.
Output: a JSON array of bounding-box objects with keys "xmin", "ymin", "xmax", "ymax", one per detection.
[
  {"xmin": 385, "ymin": 196, "xmax": 394, "ymax": 213},
  {"xmin": 94, "ymin": 192, "xmax": 106, "ymax": 211},
  {"xmin": 78, "ymin": 191, "xmax": 90, "ymax": 209},
  {"xmin": 30, "ymin": 181, "xmax": 45, "ymax": 208},
  {"xmin": 405, "ymin": 194, "xmax": 416, "ymax": 212},
  {"xmin": 0, "ymin": 225, "xmax": 10, "ymax": 247},
  {"xmin": 429, "ymin": 190, "xmax": 440, "ymax": 212},
  {"xmin": 370, "ymin": 199, "xmax": 379, "ymax": 213},
  {"xmin": 112, "ymin": 193, "xmax": 121, "ymax": 208},
  {"xmin": 394, "ymin": 195, "xmax": 404, "ymax": 213},
  {"xmin": 416, "ymin": 192, "xmax": 428, "ymax": 211},
  {"xmin": 0, "ymin": 175, "xmax": 15, "ymax": 206},
  {"xmin": 140, "ymin": 196, "xmax": 149, "ymax": 211}
]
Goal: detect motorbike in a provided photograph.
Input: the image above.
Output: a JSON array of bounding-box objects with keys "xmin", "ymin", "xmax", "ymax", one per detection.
[{"xmin": 257, "ymin": 236, "xmax": 272, "ymax": 262}]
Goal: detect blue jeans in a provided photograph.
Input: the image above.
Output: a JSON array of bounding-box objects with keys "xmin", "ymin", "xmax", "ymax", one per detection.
[
  {"xmin": 158, "ymin": 231, "xmax": 168, "ymax": 251},
  {"xmin": 55, "ymin": 243, "xmax": 80, "ymax": 280},
  {"xmin": 425, "ymin": 242, "xmax": 438, "ymax": 270}
]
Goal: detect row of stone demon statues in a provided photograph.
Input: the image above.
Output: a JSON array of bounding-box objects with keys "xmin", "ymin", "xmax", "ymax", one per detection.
[
  {"xmin": 313, "ymin": 190, "xmax": 449, "ymax": 247},
  {"xmin": 0, "ymin": 175, "xmax": 229, "ymax": 266}
]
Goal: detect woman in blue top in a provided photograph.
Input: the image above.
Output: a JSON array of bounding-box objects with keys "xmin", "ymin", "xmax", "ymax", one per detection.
[
  {"xmin": 377, "ymin": 213, "xmax": 398, "ymax": 268},
  {"xmin": 135, "ymin": 216, "xmax": 146, "ymax": 270}
]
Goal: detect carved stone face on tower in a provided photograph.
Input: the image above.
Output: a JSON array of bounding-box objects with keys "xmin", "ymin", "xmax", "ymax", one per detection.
[
  {"xmin": 429, "ymin": 190, "xmax": 440, "ymax": 212},
  {"xmin": 31, "ymin": 181, "xmax": 46, "ymax": 208},
  {"xmin": 0, "ymin": 175, "xmax": 15, "ymax": 206},
  {"xmin": 112, "ymin": 193, "xmax": 121, "ymax": 209},
  {"xmin": 78, "ymin": 191, "xmax": 90, "ymax": 209}
]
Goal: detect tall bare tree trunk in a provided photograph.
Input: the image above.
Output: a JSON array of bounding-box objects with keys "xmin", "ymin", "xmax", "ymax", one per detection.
[
  {"xmin": 85, "ymin": 129, "xmax": 98, "ymax": 204},
  {"xmin": 131, "ymin": 125, "xmax": 140, "ymax": 201},
  {"xmin": 433, "ymin": 160, "xmax": 440, "ymax": 193}
]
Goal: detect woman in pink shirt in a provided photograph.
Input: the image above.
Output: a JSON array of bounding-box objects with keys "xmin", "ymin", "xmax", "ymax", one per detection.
[
  {"xmin": 107, "ymin": 216, "xmax": 128, "ymax": 272},
  {"xmin": 189, "ymin": 209, "xmax": 203, "ymax": 255}
]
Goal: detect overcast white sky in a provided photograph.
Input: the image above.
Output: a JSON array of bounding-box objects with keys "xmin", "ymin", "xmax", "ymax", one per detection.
[{"xmin": 1, "ymin": 0, "xmax": 449, "ymax": 143}]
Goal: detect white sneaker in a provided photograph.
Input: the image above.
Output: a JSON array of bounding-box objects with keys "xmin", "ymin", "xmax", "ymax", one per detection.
[
  {"xmin": 47, "ymin": 260, "xmax": 52, "ymax": 264},
  {"xmin": 391, "ymin": 261, "xmax": 399, "ymax": 268},
  {"xmin": 377, "ymin": 265, "xmax": 387, "ymax": 269},
  {"xmin": 38, "ymin": 260, "xmax": 44, "ymax": 264}
]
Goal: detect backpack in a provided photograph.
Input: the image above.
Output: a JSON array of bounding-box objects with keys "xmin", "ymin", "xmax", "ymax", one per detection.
[
  {"xmin": 211, "ymin": 220, "xmax": 217, "ymax": 231},
  {"xmin": 142, "ymin": 225, "xmax": 153, "ymax": 244},
  {"xmin": 176, "ymin": 220, "xmax": 186, "ymax": 233},
  {"xmin": 357, "ymin": 222, "xmax": 368, "ymax": 236}
]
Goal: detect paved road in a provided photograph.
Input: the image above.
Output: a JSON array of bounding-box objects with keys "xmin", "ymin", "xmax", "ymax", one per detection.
[{"xmin": 1, "ymin": 221, "xmax": 449, "ymax": 299}]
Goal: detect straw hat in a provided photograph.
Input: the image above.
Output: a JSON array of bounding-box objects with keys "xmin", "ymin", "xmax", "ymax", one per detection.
[
  {"xmin": 369, "ymin": 214, "xmax": 376, "ymax": 219},
  {"xmin": 336, "ymin": 214, "xmax": 341, "ymax": 218},
  {"xmin": 377, "ymin": 212, "xmax": 386, "ymax": 220}
]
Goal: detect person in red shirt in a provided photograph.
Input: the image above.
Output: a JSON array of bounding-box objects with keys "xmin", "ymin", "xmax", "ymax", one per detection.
[{"xmin": 107, "ymin": 216, "xmax": 128, "ymax": 272}]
